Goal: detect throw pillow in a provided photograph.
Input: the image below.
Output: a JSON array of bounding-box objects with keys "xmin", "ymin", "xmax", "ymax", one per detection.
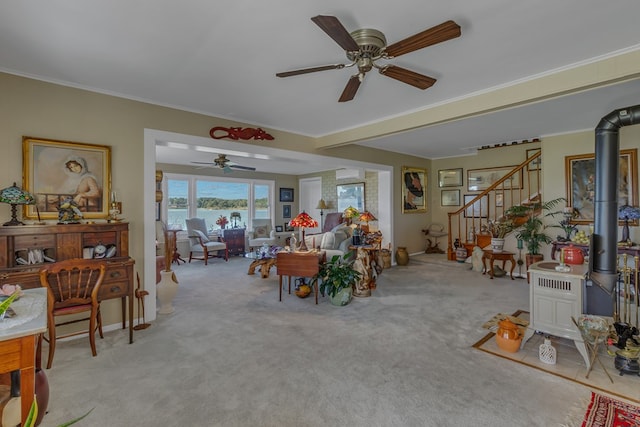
[
  {"xmin": 254, "ymin": 226, "xmax": 268, "ymax": 238},
  {"xmin": 320, "ymin": 232, "xmax": 336, "ymax": 249},
  {"xmin": 333, "ymin": 229, "xmax": 349, "ymax": 247},
  {"xmin": 193, "ymin": 229, "xmax": 210, "ymax": 243}
]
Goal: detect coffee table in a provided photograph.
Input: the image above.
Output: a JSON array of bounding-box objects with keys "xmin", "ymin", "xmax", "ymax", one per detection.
[{"xmin": 245, "ymin": 252, "xmax": 276, "ymax": 278}]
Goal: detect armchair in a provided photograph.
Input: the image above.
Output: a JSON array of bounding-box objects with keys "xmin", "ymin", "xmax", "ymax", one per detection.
[
  {"xmin": 247, "ymin": 219, "xmax": 277, "ymax": 251},
  {"xmin": 185, "ymin": 218, "xmax": 228, "ymax": 265}
]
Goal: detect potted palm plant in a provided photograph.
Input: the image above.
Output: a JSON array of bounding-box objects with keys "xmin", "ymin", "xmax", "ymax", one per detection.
[
  {"xmin": 514, "ymin": 198, "xmax": 565, "ymax": 273},
  {"xmin": 313, "ymin": 252, "xmax": 362, "ymax": 306}
]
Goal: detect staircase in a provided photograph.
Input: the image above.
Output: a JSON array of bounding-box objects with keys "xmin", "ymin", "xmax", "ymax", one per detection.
[{"xmin": 446, "ymin": 150, "xmax": 542, "ymax": 260}]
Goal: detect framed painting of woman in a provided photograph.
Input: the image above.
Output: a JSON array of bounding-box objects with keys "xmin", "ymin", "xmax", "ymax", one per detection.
[
  {"xmin": 402, "ymin": 166, "xmax": 427, "ymax": 213},
  {"xmin": 23, "ymin": 136, "xmax": 112, "ymax": 220}
]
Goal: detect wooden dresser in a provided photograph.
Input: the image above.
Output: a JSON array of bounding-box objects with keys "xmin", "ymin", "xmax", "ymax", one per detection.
[
  {"xmin": 0, "ymin": 222, "xmax": 135, "ymax": 343},
  {"xmin": 223, "ymin": 228, "xmax": 246, "ymax": 256}
]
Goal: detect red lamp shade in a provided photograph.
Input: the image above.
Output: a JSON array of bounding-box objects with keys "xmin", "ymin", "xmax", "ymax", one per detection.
[
  {"xmin": 358, "ymin": 211, "xmax": 377, "ymax": 223},
  {"xmin": 289, "ymin": 211, "xmax": 318, "ymax": 251}
]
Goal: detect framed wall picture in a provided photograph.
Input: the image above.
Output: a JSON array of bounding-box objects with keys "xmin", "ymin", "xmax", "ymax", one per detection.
[
  {"xmin": 565, "ymin": 148, "xmax": 638, "ymax": 224},
  {"xmin": 279, "ymin": 187, "xmax": 294, "ymax": 202},
  {"xmin": 336, "ymin": 182, "xmax": 365, "ymax": 212},
  {"xmin": 438, "ymin": 168, "xmax": 463, "ymax": 187},
  {"xmin": 467, "ymin": 166, "xmax": 521, "ymax": 191},
  {"xmin": 464, "ymin": 194, "xmax": 489, "ymax": 218},
  {"xmin": 275, "ymin": 225, "xmax": 283, "ymax": 232},
  {"xmin": 401, "ymin": 166, "xmax": 426, "ymax": 213},
  {"xmin": 284, "ymin": 222, "xmax": 294, "ymax": 232},
  {"xmin": 526, "ymin": 148, "xmax": 542, "ymax": 171},
  {"xmin": 22, "ymin": 136, "xmax": 112, "ymax": 220},
  {"xmin": 441, "ymin": 189, "xmax": 460, "ymax": 206},
  {"xmin": 283, "ymin": 204, "xmax": 291, "ymax": 218}
]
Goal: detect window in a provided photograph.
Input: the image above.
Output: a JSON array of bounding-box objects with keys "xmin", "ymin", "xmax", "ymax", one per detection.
[{"xmin": 164, "ymin": 174, "xmax": 273, "ymax": 232}]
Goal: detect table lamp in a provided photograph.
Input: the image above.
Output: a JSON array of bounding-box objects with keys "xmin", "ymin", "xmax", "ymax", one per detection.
[
  {"xmin": 0, "ymin": 182, "xmax": 35, "ymax": 226},
  {"xmin": 358, "ymin": 211, "xmax": 377, "ymax": 233},
  {"xmin": 342, "ymin": 206, "xmax": 359, "ymax": 225},
  {"xmin": 289, "ymin": 211, "xmax": 318, "ymax": 251},
  {"xmin": 618, "ymin": 205, "xmax": 640, "ymax": 244},
  {"xmin": 230, "ymin": 211, "xmax": 242, "ymax": 228}
]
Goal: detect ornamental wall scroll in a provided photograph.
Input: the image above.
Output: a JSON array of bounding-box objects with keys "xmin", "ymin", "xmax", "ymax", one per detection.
[{"xmin": 209, "ymin": 126, "xmax": 274, "ymax": 141}]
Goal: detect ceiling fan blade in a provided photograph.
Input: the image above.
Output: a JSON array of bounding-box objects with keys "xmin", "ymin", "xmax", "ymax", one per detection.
[
  {"xmin": 190, "ymin": 161, "xmax": 215, "ymax": 165},
  {"xmin": 276, "ymin": 64, "xmax": 345, "ymax": 78},
  {"xmin": 311, "ymin": 15, "xmax": 360, "ymax": 52},
  {"xmin": 230, "ymin": 164, "xmax": 256, "ymax": 171},
  {"xmin": 384, "ymin": 20, "xmax": 461, "ymax": 58},
  {"xmin": 379, "ymin": 65, "xmax": 436, "ymax": 90},
  {"xmin": 338, "ymin": 75, "xmax": 362, "ymax": 102}
]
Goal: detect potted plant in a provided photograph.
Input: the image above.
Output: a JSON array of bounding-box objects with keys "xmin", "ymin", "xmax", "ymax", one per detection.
[
  {"xmin": 486, "ymin": 217, "xmax": 516, "ymax": 252},
  {"xmin": 313, "ymin": 252, "xmax": 362, "ymax": 306},
  {"xmin": 514, "ymin": 198, "xmax": 565, "ymax": 271}
]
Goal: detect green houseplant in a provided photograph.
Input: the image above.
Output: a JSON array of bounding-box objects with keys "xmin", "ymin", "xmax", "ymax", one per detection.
[
  {"xmin": 313, "ymin": 252, "xmax": 362, "ymax": 306},
  {"xmin": 514, "ymin": 197, "xmax": 565, "ymax": 270}
]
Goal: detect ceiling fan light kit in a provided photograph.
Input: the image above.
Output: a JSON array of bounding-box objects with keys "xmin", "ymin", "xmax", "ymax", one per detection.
[
  {"xmin": 191, "ymin": 154, "xmax": 256, "ymax": 173},
  {"xmin": 276, "ymin": 15, "xmax": 461, "ymax": 102}
]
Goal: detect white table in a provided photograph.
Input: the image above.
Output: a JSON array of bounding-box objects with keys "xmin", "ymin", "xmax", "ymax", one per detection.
[{"xmin": 0, "ymin": 288, "xmax": 47, "ymax": 425}]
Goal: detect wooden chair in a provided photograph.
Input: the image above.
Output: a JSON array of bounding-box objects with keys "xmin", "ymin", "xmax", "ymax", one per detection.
[
  {"xmin": 185, "ymin": 218, "xmax": 229, "ymax": 265},
  {"xmin": 39, "ymin": 259, "xmax": 106, "ymax": 369}
]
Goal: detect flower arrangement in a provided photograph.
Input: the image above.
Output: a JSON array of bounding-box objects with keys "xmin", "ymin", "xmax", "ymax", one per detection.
[{"xmin": 215, "ymin": 215, "xmax": 229, "ymax": 228}]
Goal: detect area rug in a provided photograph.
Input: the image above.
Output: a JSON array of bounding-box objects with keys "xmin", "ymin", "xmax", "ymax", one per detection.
[
  {"xmin": 581, "ymin": 392, "xmax": 640, "ymax": 426},
  {"xmin": 472, "ymin": 311, "xmax": 640, "ymax": 404}
]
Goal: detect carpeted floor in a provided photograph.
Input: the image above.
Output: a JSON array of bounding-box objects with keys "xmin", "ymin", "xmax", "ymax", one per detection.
[{"xmin": 41, "ymin": 253, "xmax": 602, "ymax": 426}]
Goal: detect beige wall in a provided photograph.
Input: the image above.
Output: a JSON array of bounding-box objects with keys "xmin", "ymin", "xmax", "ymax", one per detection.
[{"xmin": 0, "ymin": 72, "xmax": 432, "ymax": 325}]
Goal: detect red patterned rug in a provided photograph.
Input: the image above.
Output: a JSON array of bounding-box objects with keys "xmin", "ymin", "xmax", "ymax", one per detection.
[{"xmin": 581, "ymin": 392, "xmax": 640, "ymax": 426}]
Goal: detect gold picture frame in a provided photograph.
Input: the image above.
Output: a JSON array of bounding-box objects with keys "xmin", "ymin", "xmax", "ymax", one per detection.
[
  {"xmin": 402, "ymin": 166, "xmax": 426, "ymax": 213},
  {"xmin": 565, "ymin": 148, "xmax": 638, "ymax": 224},
  {"xmin": 438, "ymin": 168, "xmax": 463, "ymax": 187},
  {"xmin": 23, "ymin": 136, "xmax": 112, "ymax": 220}
]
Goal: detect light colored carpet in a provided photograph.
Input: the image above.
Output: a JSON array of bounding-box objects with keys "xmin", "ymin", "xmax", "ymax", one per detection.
[{"xmin": 42, "ymin": 253, "xmax": 594, "ymax": 426}]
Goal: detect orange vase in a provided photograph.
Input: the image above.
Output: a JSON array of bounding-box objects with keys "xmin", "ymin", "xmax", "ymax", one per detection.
[
  {"xmin": 563, "ymin": 245, "xmax": 585, "ymax": 265},
  {"xmin": 495, "ymin": 318, "xmax": 523, "ymax": 353}
]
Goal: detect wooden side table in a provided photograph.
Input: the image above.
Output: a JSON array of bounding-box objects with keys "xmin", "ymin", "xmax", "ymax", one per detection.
[
  {"xmin": 276, "ymin": 251, "xmax": 325, "ymax": 304},
  {"xmin": 482, "ymin": 250, "xmax": 516, "ymax": 280}
]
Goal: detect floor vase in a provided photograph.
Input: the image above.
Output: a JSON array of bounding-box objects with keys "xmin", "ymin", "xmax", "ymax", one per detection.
[
  {"xmin": 157, "ymin": 270, "xmax": 179, "ymax": 314},
  {"xmin": 395, "ymin": 247, "xmax": 409, "ymax": 265}
]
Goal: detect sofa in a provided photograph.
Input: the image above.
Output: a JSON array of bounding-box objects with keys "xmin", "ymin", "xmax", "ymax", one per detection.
[{"xmin": 304, "ymin": 224, "xmax": 353, "ymax": 259}]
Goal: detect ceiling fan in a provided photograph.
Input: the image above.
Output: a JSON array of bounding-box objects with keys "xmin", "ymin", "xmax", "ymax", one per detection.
[
  {"xmin": 191, "ymin": 154, "xmax": 256, "ymax": 174},
  {"xmin": 276, "ymin": 15, "xmax": 461, "ymax": 102}
]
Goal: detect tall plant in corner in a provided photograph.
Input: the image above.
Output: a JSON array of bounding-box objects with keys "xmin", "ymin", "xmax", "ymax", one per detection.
[{"xmin": 514, "ymin": 197, "xmax": 565, "ymax": 271}]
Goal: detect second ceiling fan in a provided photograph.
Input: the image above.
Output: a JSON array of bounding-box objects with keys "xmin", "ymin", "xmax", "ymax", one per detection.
[{"xmin": 276, "ymin": 15, "xmax": 461, "ymax": 102}]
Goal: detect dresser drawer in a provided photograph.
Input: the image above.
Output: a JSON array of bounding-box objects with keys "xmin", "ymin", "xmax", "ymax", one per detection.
[
  {"xmin": 105, "ymin": 265, "xmax": 130, "ymax": 282},
  {"xmin": 99, "ymin": 280, "xmax": 129, "ymax": 299},
  {"xmin": 14, "ymin": 235, "xmax": 55, "ymax": 250}
]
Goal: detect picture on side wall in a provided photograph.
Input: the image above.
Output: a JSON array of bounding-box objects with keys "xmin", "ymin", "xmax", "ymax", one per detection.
[
  {"xmin": 402, "ymin": 166, "xmax": 426, "ymax": 213},
  {"xmin": 279, "ymin": 187, "xmax": 294, "ymax": 202},
  {"xmin": 283, "ymin": 204, "xmax": 291, "ymax": 218},
  {"xmin": 565, "ymin": 148, "xmax": 638, "ymax": 224},
  {"xmin": 23, "ymin": 136, "xmax": 112, "ymax": 220}
]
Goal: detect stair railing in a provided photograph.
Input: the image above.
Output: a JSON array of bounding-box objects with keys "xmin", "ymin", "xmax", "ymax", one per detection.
[{"xmin": 446, "ymin": 150, "xmax": 542, "ymax": 260}]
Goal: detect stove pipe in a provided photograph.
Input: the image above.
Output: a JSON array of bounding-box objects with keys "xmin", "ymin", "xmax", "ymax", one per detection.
[{"xmin": 590, "ymin": 105, "xmax": 640, "ymax": 314}]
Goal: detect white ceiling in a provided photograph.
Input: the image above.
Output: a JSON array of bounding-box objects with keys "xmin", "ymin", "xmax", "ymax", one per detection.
[{"xmin": 2, "ymin": 1, "xmax": 640, "ymax": 173}]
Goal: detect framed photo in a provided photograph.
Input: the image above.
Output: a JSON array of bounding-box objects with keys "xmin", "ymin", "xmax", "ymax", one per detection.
[
  {"xmin": 495, "ymin": 192, "xmax": 504, "ymax": 207},
  {"xmin": 279, "ymin": 187, "xmax": 294, "ymax": 202},
  {"xmin": 275, "ymin": 225, "xmax": 283, "ymax": 232},
  {"xmin": 464, "ymin": 194, "xmax": 489, "ymax": 218},
  {"xmin": 467, "ymin": 166, "xmax": 521, "ymax": 192},
  {"xmin": 336, "ymin": 182, "xmax": 365, "ymax": 212},
  {"xmin": 526, "ymin": 148, "xmax": 541, "ymax": 171},
  {"xmin": 23, "ymin": 136, "xmax": 111, "ymax": 220},
  {"xmin": 283, "ymin": 204, "xmax": 291, "ymax": 218},
  {"xmin": 402, "ymin": 166, "xmax": 427, "ymax": 213},
  {"xmin": 438, "ymin": 168, "xmax": 463, "ymax": 187},
  {"xmin": 565, "ymin": 148, "xmax": 638, "ymax": 224},
  {"xmin": 284, "ymin": 222, "xmax": 294, "ymax": 232},
  {"xmin": 441, "ymin": 189, "xmax": 460, "ymax": 206}
]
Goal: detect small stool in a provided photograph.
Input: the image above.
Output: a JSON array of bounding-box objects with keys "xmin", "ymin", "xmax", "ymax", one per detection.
[
  {"xmin": 572, "ymin": 315, "xmax": 614, "ymax": 383},
  {"xmin": 422, "ymin": 224, "xmax": 447, "ymax": 254}
]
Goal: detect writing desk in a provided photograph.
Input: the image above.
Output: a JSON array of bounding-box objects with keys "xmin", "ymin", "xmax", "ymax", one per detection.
[{"xmin": 0, "ymin": 288, "xmax": 47, "ymax": 425}]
